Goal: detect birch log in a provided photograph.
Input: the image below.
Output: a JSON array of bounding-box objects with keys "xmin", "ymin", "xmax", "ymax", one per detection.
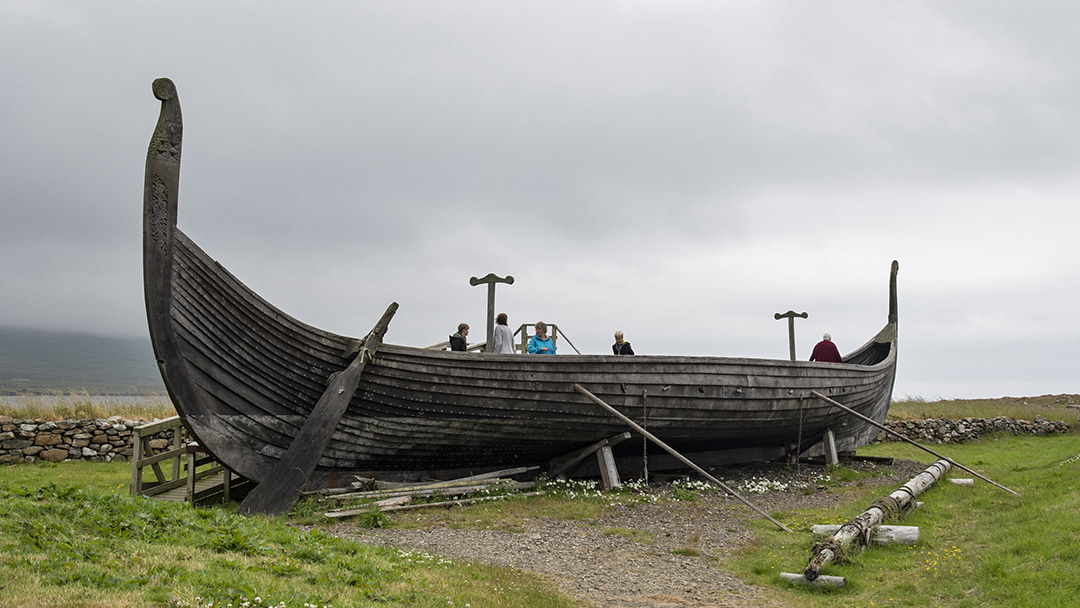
[
  {"xmin": 811, "ymin": 525, "xmax": 920, "ymax": 546},
  {"xmin": 803, "ymin": 459, "xmax": 951, "ymax": 581}
]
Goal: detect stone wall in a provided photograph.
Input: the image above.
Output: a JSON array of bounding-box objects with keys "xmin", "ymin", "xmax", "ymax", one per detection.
[
  {"xmin": 877, "ymin": 415, "xmax": 1069, "ymax": 444},
  {"xmin": 1, "ymin": 414, "xmax": 1072, "ymax": 465},
  {"xmin": 0, "ymin": 415, "xmax": 179, "ymax": 465}
]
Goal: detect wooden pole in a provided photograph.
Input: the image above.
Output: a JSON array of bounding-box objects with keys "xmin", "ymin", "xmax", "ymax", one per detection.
[
  {"xmin": 809, "ymin": 390, "xmax": 1019, "ymax": 496},
  {"xmin": 573, "ymin": 384, "xmax": 793, "ymax": 533},
  {"xmin": 803, "ymin": 459, "xmax": 950, "ymax": 580},
  {"xmin": 773, "ymin": 310, "xmax": 807, "ymax": 361},
  {"xmin": 469, "ymin": 273, "xmax": 514, "ymax": 352}
]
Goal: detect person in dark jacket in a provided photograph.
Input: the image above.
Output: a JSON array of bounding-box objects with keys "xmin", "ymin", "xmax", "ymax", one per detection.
[
  {"xmin": 809, "ymin": 333, "xmax": 842, "ymax": 363},
  {"xmin": 449, "ymin": 323, "xmax": 469, "ymax": 351},
  {"xmin": 612, "ymin": 330, "xmax": 634, "ymax": 355}
]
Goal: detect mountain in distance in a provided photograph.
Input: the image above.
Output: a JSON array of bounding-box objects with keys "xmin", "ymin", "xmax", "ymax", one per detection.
[{"xmin": 0, "ymin": 326, "xmax": 166, "ymax": 395}]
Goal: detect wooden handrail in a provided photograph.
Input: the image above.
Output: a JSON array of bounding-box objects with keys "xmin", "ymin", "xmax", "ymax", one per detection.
[{"xmin": 131, "ymin": 416, "xmax": 236, "ymax": 505}]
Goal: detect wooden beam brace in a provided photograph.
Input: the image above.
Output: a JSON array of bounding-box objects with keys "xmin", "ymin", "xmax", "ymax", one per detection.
[
  {"xmin": 548, "ymin": 432, "xmax": 632, "ymax": 478},
  {"xmin": 238, "ymin": 302, "xmax": 398, "ymax": 516},
  {"xmin": 574, "ymin": 383, "xmax": 793, "ymax": 533},
  {"xmin": 596, "ymin": 446, "xmax": 621, "ymax": 490},
  {"xmin": 810, "ymin": 390, "xmax": 1019, "ymax": 496}
]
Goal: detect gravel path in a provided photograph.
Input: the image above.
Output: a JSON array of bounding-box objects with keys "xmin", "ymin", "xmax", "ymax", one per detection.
[{"xmin": 332, "ymin": 459, "xmax": 926, "ymax": 608}]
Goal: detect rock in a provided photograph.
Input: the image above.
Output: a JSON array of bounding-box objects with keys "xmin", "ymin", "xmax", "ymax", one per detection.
[
  {"xmin": 40, "ymin": 448, "xmax": 69, "ymax": 463},
  {"xmin": 33, "ymin": 434, "xmax": 64, "ymax": 447}
]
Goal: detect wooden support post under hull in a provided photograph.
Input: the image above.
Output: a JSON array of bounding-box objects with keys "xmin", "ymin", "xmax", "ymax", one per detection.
[
  {"xmin": 549, "ymin": 432, "xmax": 633, "ymax": 478},
  {"xmin": 238, "ymin": 302, "xmax": 398, "ymax": 516},
  {"xmin": 596, "ymin": 446, "xmax": 621, "ymax": 490},
  {"xmin": 822, "ymin": 428, "xmax": 839, "ymax": 465},
  {"xmin": 573, "ymin": 383, "xmax": 794, "ymax": 533}
]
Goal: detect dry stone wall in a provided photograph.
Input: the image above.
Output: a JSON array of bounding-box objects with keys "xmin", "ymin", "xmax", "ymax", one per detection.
[
  {"xmin": 0, "ymin": 414, "xmax": 1072, "ymax": 465},
  {"xmin": 0, "ymin": 415, "xmax": 179, "ymax": 465},
  {"xmin": 877, "ymin": 415, "xmax": 1069, "ymax": 444}
]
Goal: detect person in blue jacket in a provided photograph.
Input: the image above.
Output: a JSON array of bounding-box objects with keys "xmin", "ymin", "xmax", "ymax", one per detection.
[{"xmin": 527, "ymin": 321, "xmax": 555, "ymax": 354}]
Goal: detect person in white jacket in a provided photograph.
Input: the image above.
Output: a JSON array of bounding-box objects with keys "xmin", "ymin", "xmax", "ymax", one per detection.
[{"xmin": 493, "ymin": 312, "xmax": 516, "ymax": 354}]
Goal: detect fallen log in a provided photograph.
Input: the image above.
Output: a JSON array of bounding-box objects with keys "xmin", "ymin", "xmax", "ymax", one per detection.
[
  {"xmin": 811, "ymin": 524, "xmax": 919, "ymax": 546},
  {"xmin": 779, "ymin": 572, "xmax": 846, "ymax": 588},
  {"xmin": 802, "ymin": 459, "xmax": 951, "ymax": 581}
]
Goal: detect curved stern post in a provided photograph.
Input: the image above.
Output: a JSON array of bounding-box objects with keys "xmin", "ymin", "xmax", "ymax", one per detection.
[{"xmin": 889, "ymin": 260, "xmax": 899, "ymax": 326}]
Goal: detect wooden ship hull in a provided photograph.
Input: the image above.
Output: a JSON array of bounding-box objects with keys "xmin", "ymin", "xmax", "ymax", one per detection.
[{"xmin": 144, "ymin": 79, "xmax": 899, "ymax": 486}]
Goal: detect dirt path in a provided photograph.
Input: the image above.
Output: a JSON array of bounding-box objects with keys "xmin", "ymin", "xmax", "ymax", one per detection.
[{"xmin": 332, "ymin": 460, "xmax": 925, "ymax": 607}]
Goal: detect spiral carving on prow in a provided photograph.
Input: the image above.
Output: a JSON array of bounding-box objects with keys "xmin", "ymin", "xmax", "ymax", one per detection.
[
  {"xmin": 148, "ymin": 78, "xmax": 182, "ymax": 163},
  {"xmin": 152, "ymin": 77, "xmax": 176, "ymax": 101}
]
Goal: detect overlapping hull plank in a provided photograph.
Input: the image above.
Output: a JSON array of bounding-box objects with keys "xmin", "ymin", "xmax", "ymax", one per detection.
[{"xmin": 144, "ymin": 78, "xmax": 898, "ymax": 485}]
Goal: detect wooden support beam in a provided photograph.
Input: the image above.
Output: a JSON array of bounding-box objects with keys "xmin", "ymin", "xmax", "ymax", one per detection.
[
  {"xmin": 574, "ymin": 383, "xmax": 793, "ymax": 533},
  {"xmin": 822, "ymin": 428, "xmax": 839, "ymax": 466},
  {"xmin": 548, "ymin": 432, "xmax": 632, "ymax": 478},
  {"xmin": 327, "ymin": 478, "xmax": 515, "ymax": 501},
  {"xmin": 596, "ymin": 446, "xmax": 621, "ymax": 490},
  {"xmin": 238, "ymin": 303, "xmax": 398, "ymax": 516},
  {"xmin": 810, "ymin": 390, "xmax": 1019, "ymax": 496},
  {"xmin": 326, "ymin": 491, "xmax": 547, "ymax": 519}
]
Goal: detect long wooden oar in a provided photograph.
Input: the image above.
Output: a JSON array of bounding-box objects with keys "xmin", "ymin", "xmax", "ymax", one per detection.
[
  {"xmin": 574, "ymin": 384, "xmax": 793, "ymax": 533},
  {"xmin": 239, "ymin": 303, "xmax": 399, "ymax": 516},
  {"xmin": 810, "ymin": 390, "xmax": 1019, "ymax": 496}
]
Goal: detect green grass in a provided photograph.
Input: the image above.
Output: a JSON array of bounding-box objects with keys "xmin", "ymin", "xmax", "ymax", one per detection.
[
  {"xmin": 602, "ymin": 527, "xmax": 656, "ymax": 544},
  {"xmin": 3, "ymin": 395, "xmax": 1078, "ymax": 607},
  {"xmin": 729, "ymin": 432, "xmax": 1080, "ymax": 607},
  {"xmin": 0, "ymin": 461, "xmax": 578, "ymax": 608}
]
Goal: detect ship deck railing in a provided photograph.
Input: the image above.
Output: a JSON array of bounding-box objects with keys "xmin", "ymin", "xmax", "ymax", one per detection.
[{"xmin": 425, "ymin": 323, "xmax": 581, "ymax": 354}]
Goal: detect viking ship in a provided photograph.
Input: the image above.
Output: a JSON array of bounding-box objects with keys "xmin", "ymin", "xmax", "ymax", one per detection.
[{"xmin": 144, "ymin": 78, "xmax": 898, "ymax": 501}]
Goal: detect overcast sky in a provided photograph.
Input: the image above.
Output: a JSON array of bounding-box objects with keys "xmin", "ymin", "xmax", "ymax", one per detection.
[{"xmin": 2, "ymin": 2, "xmax": 1078, "ymax": 400}]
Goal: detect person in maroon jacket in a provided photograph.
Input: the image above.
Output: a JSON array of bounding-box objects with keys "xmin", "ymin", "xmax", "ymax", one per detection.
[{"xmin": 809, "ymin": 333, "xmax": 843, "ymax": 363}]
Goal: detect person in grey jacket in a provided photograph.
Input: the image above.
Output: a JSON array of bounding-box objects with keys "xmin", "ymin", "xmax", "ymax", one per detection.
[{"xmin": 493, "ymin": 313, "xmax": 515, "ymax": 354}]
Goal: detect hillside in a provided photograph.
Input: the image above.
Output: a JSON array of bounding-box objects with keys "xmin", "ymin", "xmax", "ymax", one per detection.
[{"xmin": 0, "ymin": 326, "xmax": 165, "ymax": 394}]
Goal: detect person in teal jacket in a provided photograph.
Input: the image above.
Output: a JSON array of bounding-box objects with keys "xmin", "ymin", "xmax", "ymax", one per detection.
[{"xmin": 527, "ymin": 321, "xmax": 555, "ymax": 354}]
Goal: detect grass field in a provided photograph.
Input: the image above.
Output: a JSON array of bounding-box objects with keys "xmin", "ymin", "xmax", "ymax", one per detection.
[
  {"xmin": 730, "ymin": 432, "xmax": 1080, "ymax": 607},
  {"xmin": 3, "ymin": 432, "xmax": 1078, "ymax": 607},
  {"xmin": 0, "ymin": 461, "xmax": 579, "ymax": 608},
  {"xmin": 1, "ymin": 395, "xmax": 1077, "ymax": 607}
]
